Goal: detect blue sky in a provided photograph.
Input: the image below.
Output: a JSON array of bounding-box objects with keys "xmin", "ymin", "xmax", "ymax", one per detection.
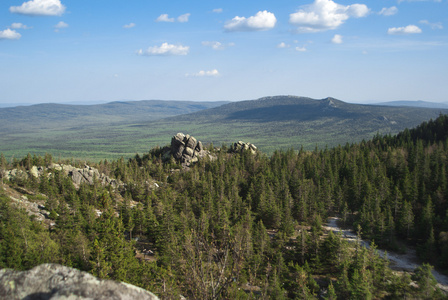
[{"xmin": 0, "ymin": 0, "xmax": 447, "ymax": 104}]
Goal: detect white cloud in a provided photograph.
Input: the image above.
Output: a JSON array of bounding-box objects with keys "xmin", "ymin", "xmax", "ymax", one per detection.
[
  {"xmin": 177, "ymin": 13, "xmax": 190, "ymax": 23},
  {"xmin": 156, "ymin": 13, "xmax": 190, "ymax": 23},
  {"xmin": 398, "ymin": 0, "xmax": 441, "ymax": 2},
  {"xmin": 156, "ymin": 14, "xmax": 175, "ymax": 22},
  {"xmin": 379, "ymin": 6, "xmax": 398, "ymax": 16},
  {"xmin": 186, "ymin": 69, "xmax": 220, "ymax": 77},
  {"xmin": 10, "ymin": 23, "xmax": 32, "ymax": 29},
  {"xmin": 332, "ymin": 34, "xmax": 343, "ymax": 44},
  {"xmin": 0, "ymin": 29, "xmax": 21, "ymax": 40},
  {"xmin": 387, "ymin": 25, "xmax": 422, "ymax": 35},
  {"xmin": 295, "ymin": 46, "xmax": 307, "ymax": 52},
  {"xmin": 213, "ymin": 8, "xmax": 223, "ymax": 13},
  {"xmin": 137, "ymin": 43, "xmax": 189, "ymax": 56},
  {"xmin": 419, "ymin": 20, "xmax": 443, "ymax": 30},
  {"xmin": 123, "ymin": 23, "xmax": 136, "ymax": 29},
  {"xmin": 202, "ymin": 41, "xmax": 234, "ymax": 50},
  {"xmin": 289, "ymin": 0, "xmax": 369, "ymax": 33},
  {"xmin": 54, "ymin": 21, "xmax": 68, "ymax": 28},
  {"xmin": 10, "ymin": 0, "xmax": 65, "ymax": 16},
  {"xmin": 224, "ymin": 10, "xmax": 277, "ymax": 32},
  {"xmin": 277, "ymin": 42, "xmax": 290, "ymax": 48}
]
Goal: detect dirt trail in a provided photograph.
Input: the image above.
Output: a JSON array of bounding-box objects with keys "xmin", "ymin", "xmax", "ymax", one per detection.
[{"xmin": 324, "ymin": 217, "xmax": 448, "ymax": 292}]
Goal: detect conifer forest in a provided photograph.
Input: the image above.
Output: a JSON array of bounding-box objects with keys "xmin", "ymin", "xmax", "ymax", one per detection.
[{"xmin": 2, "ymin": 115, "xmax": 448, "ymax": 299}]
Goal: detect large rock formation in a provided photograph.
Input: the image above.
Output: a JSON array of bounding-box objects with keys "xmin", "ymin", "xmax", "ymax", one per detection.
[
  {"xmin": 167, "ymin": 133, "xmax": 210, "ymax": 167},
  {"xmin": 0, "ymin": 264, "xmax": 159, "ymax": 300}
]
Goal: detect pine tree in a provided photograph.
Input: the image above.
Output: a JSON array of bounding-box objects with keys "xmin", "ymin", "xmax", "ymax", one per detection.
[{"xmin": 412, "ymin": 263, "xmax": 438, "ymax": 299}]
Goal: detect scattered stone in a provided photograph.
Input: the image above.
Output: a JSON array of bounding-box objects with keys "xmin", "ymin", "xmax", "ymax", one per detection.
[
  {"xmin": 7, "ymin": 195, "xmax": 49, "ymax": 222},
  {"xmin": 230, "ymin": 141, "xmax": 257, "ymax": 155},
  {"xmin": 0, "ymin": 263, "xmax": 159, "ymax": 300}
]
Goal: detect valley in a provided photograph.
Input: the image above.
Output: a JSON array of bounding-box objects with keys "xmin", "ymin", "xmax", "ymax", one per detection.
[{"xmin": 1, "ymin": 96, "xmax": 446, "ymax": 160}]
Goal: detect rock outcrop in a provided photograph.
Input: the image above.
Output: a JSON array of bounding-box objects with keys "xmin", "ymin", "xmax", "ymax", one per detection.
[
  {"xmin": 230, "ymin": 141, "xmax": 257, "ymax": 155},
  {"xmin": 8, "ymin": 194, "xmax": 50, "ymax": 222},
  {"xmin": 51, "ymin": 164, "xmax": 120, "ymax": 188},
  {"xmin": 0, "ymin": 264, "xmax": 159, "ymax": 300},
  {"xmin": 167, "ymin": 133, "xmax": 210, "ymax": 167},
  {"xmin": 3, "ymin": 164, "xmax": 121, "ymax": 189}
]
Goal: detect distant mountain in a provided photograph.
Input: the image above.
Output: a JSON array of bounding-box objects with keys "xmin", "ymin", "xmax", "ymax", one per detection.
[
  {"xmin": 372, "ymin": 100, "xmax": 448, "ymax": 109},
  {"xmin": 1, "ymin": 95, "xmax": 447, "ymax": 160},
  {"xmin": 0, "ymin": 100, "xmax": 229, "ymax": 130},
  {"xmin": 150, "ymin": 95, "xmax": 448, "ymax": 153}
]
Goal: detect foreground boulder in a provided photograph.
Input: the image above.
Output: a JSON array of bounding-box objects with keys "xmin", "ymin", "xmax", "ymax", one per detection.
[{"xmin": 0, "ymin": 264, "xmax": 159, "ymax": 300}]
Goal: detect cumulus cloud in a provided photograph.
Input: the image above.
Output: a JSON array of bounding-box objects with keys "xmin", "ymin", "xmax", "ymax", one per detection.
[
  {"xmin": 137, "ymin": 43, "xmax": 189, "ymax": 56},
  {"xmin": 123, "ymin": 23, "xmax": 136, "ymax": 29},
  {"xmin": 295, "ymin": 46, "xmax": 307, "ymax": 52},
  {"xmin": 419, "ymin": 20, "xmax": 443, "ymax": 30},
  {"xmin": 387, "ymin": 25, "xmax": 422, "ymax": 35},
  {"xmin": 289, "ymin": 0, "xmax": 369, "ymax": 33},
  {"xmin": 10, "ymin": 23, "xmax": 32, "ymax": 29},
  {"xmin": 379, "ymin": 6, "xmax": 398, "ymax": 16},
  {"xmin": 156, "ymin": 14, "xmax": 175, "ymax": 22},
  {"xmin": 277, "ymin": 42, "xmax": 290, "ymax": 48},
  {"xmin": 213, "ymin": 8, "xmax": 223, "ymax": 13},
  {"xmin": 186, "ymin": 69, "xmax": 220, "ymax": 77},
  {"xmin": 0, "ymin": 29, "xmax": 21, "ymax": 40},
  {"xmin": 177, "ymin": 13, "xmax": 190, "ymax": 23},
  {"xmin": 202, "ymin": 41, "xmax": 234, "ymax": 50},
  {"xmin": 54, "ymin": 21, "xmax": 68, "ymax": 32},
  {"xmin": 332, "ymin": 34, "xmax": 343, "ymax": 44},
  {"xmin": 10, "ymin": 0, "xmax": 66, "ymax": 16},
  {"xmin": 54, "ymin": 21, "xmax": 68, "ymax": 28},
  {"xmin": 224, "ymin": 10, "xmax": 277, "ymax": 32}
]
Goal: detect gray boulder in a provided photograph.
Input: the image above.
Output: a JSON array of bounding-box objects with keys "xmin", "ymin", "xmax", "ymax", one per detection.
[{"xmin": 0, "ymin": 263, "xmax": 159, "ymax": 300}]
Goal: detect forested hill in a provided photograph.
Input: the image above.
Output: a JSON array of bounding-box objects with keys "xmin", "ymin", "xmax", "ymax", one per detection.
[
  {"xmin": 152, "ymin": 95, "xmax": 448, "ymax": 154},
  {"xmin": 167, "ymin": 95, "xmax": 445, "ymax": 124},
  {"xmin": 394, "ymin": 114, "xmax": 448, "ymax": 145},
  {"xmin": 1, "ymin": 115, "xmax": 448, "ymax": 298}
]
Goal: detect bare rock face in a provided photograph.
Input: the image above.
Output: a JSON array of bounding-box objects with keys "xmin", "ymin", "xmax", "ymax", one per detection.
[
  {"xmin": 230, "ymin": 141, "xmax": 257, "ymax": 155},
  {"xmin": 52, "ymin": 164, "xmax": 121, "ymax": 189},
  {"xmin": 168, "ymin": 133, "xmax": 209, "ymax": 167},
  {"xmin": 0, "ymin": 264, "xmax": 159, "ymax": 300}
]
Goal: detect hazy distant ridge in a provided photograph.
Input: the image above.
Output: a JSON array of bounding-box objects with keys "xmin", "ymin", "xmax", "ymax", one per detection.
[{"xmin": 372, "ymin": 100, "xmax": 448, "ymax": 109}]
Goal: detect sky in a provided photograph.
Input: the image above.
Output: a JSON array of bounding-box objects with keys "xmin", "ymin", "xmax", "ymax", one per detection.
[{"xmin": 0, "ymin": 0, "xmax": 447, "ymax": 104}]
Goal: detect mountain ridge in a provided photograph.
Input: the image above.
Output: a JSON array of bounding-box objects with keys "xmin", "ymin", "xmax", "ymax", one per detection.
[{"xmin": 1, "ymin": 95, "xmax": 447, "ymax": 160}]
